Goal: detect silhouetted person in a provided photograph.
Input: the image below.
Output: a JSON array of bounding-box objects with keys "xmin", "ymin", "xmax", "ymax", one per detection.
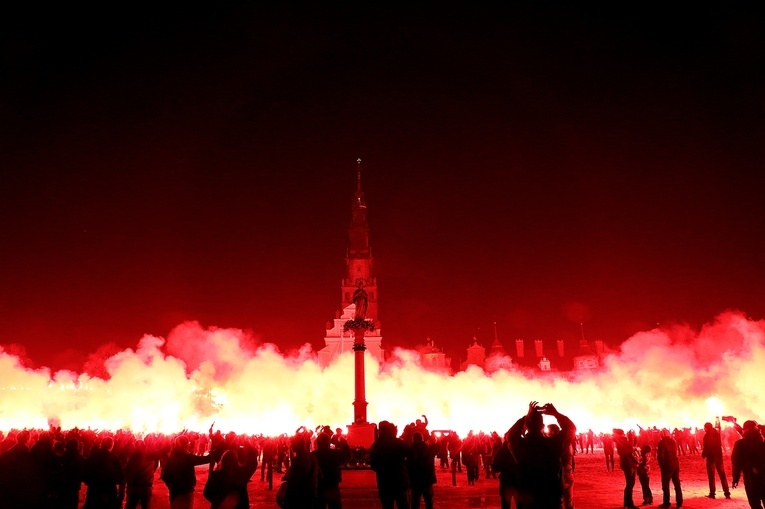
[
  {"xmin": 401, "ymin": 423, "xmax": 417, "ymax": 446},
  {"xmin": 674, "ymin": 428, "xmax": 687, "ymax": 456},
  {"xmin": 276, "ymin": 435, "xmax": 290, "ymax": 473},
  {"xmin": 687, "ymin": 427, "xmax": 700, "ymax": 455},
  {"xmin": 330, "ymin": 428, "xmax": 345, "ymax": 449},
  {"xmin": 437, "ymin": 434, "xmax": 449, "ymax": 470},
  {"xmin": 283, "ymin": 434, "xmax": 320, "ymax": 509},
  {"xmin": 731, "ymin": 420, "xmax": 765, "ymax": 509},
  {"xmin": 370, "ymin": 420, "xmax": 411, "ymax": 509},
  {"xmin": 461, "ymin": 431, "xmax": 480, "ymax": 486},
  {"xmin": 447, "ymin": 432, "xmax": 462, "ymax": 473},
  {"xmin": 586, "ymin": 429, "xmax": 595, "ymax": 454},
  {"xmin": 260, "ymin": 438, "xmax": 277, "ymax": 482},
  {"xmin": 548, "ymin": 423, "xmax": 575, "ymax": 509},
  {"xmin": 413, "ymin": 416, "xmax": 429, "ymax": 441},
  {"xmin": 161, "ymin": 435, "xmax": 212, "ymax": 509},
  {"xmin": 480, "ymin": 432, "xmax": 494, "ymax": 479},
  {"xmin": 312, "ymin": 431, "xmax": 351, "ymax": 509},
  {"xmin": 702, "ymin": 422, "xmax": 731, "ymax": 499},
  {"xmin": 82, "ymin": 436, "xmax": 125, "ymax": 509},
  {"xmin": 657, "ymin": 429, "xmax": 682, "ymax": 509},
  {"xmin": 509, "ymin": 401, "xmax": 576, "ymax": 509},
  {"xmin": 124, "ymin": 439, "xmax": 158, "ymax": 509},
  {"xmin": 203, "ymin": 441, "xmax": 258, "ymax": 509},
  {"xmin": 614, "ymin": 428, "xmax": 638, "ymax": 509},
  {"xmin": 489, "ymin": 431, "xmax": 503, "ymax": 479},
  {"xmin": 0, "ymin": 429, "xmax": 39, "ymax": 509},
  {"xmin": 637, "ymin": 444, "xmax": 653, "ymax": 506},
  {"xmin": 45, "ymin": 439, "xmax": 67, "ymax": 508},
  {"xmin": 59, "ymin": 438, "xmax": 85, "ymax": 509},
  {"xmin": 492, "ymin": 431, "xmax": 519, "ymax": 509},
  {"xmin": 407, "ymin": 432, "xmax": 440, "ymax": 509},
  {"xmin": 30, "ymin": 431, "xmax": 57, "ymax": 509},
  {"xmin": 602, "ymin": 433, "xmax": 615, "ymax": 472}
]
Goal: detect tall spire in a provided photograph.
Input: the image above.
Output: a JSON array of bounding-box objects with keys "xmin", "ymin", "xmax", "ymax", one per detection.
[
  {"xmin": 490, "ymin": 317, "xmax": 505, "ymax": 355},
  {"xmin": 578, "ymin": 322, "xmax": 591, "ymax": 354},
  {"xmin": 351, "ymin": 157, "xmax": 369, "ymax": 229},
  {"xmin": 355, "ymin": 158, "xmax": 365, "ymax": 205},
  {"xmin": 343, "ymin": 158, "xmax": 377, "ymax": 322}
]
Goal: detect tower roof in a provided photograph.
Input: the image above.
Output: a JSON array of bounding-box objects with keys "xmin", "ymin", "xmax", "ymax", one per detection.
[{"xmin": 490, "ymin": 320, "xmax": 505, "ymax": 355}]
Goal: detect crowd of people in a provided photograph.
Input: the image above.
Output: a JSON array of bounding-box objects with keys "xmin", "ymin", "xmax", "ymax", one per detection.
[
  {"xmin": 610, "ymin": 416, "xmax": 765, "ymax": 509},
  {"xmin": 0, "ymin": 425, "xmax": 269, "ymax": 509},
  {"xmin": 0, "ymin": 409, "xmax": 763, "ymax": 509}
]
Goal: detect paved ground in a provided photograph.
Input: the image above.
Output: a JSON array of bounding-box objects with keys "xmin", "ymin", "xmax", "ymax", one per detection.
[{"xmin": 93, "ymin": 450, "xmax": 751, "ymax": 508}]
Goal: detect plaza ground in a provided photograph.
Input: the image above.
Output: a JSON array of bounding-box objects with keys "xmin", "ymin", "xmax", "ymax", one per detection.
[{"xmin": 112, "ymin": 450, "xmax": 750, "ymax": 508}]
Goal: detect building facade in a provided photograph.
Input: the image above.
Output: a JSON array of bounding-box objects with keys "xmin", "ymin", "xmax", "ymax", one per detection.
[{"xmin": 461, "ymin": 335, "xmax": 607, "ymax": 373}]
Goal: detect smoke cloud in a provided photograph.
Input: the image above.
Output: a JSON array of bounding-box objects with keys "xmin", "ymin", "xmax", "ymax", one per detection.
[{"xmin": 0, "ymin": 311, "xmax": 762, "ymax": 435}]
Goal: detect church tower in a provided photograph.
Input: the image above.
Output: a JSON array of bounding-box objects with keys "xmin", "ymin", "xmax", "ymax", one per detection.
[
  {"xmin": 342, "ymin": 159, "xmax": 379, "ymax": 320},
  {"xmin": 318, "ymin": 160, "xmax": 384, "ymax": 367}
]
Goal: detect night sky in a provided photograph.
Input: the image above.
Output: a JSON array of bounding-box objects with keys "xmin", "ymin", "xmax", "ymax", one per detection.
[{"xmin": 2, "ymin": 5, "xmax": 764, "ymax": 371}]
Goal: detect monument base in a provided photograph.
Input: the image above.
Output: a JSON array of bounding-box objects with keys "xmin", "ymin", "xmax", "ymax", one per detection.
[
  {"xmin": 340, "ymin": 468, "xmax": 377, "ymax": 488},
  {"xmin": 346, "ymin": 422, "xmax": 376, "ymax": 449}
]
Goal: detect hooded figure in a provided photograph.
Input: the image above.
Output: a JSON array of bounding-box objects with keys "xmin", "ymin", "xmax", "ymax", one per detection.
[
  {"xmin": 656, "ymin": 429, "xmax": 682, "ymax": 509},
  {"xmin": 731, "ymin": 420, "xmax": 765, "ymax": 509}
]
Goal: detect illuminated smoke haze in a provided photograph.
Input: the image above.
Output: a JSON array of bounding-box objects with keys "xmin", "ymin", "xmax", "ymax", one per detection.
[{"xmin": 1, "ymin": 310, "xmax": 762, "ymax": 435}]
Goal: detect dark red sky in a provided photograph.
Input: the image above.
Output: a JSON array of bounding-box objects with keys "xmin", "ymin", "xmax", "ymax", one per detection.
[{"xmin": 1, "ymin": 5, "xmax": 764, "ymax": 370}]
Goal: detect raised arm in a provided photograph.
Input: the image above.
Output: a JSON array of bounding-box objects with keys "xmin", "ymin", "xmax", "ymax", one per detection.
[{"xmin": 508, "ymin": 415, "xmax": 526, "ymax": 452}]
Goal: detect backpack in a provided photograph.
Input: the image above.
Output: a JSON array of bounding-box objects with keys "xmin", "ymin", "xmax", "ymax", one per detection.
[
  {"xmin": 630, "ymin": 447, "xmax": 641, "ymax": 468},
  {"xmin": 203, "ymin": 470, "xmax": 226, "ymax": 503}
]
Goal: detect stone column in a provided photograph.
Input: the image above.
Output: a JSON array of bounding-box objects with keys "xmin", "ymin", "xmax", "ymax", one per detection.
[{"xmin": 352, "ymin": 328, "xmax": 368, "ymax": 423}]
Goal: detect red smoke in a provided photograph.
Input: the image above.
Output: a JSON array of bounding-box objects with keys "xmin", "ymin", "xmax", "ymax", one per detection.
[{"xmin": 0, "ymin": 311, "xmax": 762, "ymax": 435}]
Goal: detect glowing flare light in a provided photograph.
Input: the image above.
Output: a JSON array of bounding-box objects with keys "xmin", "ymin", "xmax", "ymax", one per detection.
[{"xmin": 0, "ymin": 311, "xmax": 763, "ymax": 436}]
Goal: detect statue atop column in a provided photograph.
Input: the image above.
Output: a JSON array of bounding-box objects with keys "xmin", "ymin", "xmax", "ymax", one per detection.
[
  {"xmin": 351, "ymin": 280, "xmax": 368, "ymax": 320},
  {"xmin": 344, "ymin": 280, "xmax": 374, "ymax": 334}
]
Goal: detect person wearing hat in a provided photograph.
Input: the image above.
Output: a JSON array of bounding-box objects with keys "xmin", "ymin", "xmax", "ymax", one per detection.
[
  {"xmin": 731, "ymin": 420, "xmax": 765, "ymax": 509},
  {"xmin": 637, "ymin": 443, "xmax": 654, "ymax": 506},
  {"xmin": 614, "ymin": 428, "xmax": 639, "ymax": 509},
  {"xmin": 657, "ymin": 429, "xmax": 683, "ymax": 509}
]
